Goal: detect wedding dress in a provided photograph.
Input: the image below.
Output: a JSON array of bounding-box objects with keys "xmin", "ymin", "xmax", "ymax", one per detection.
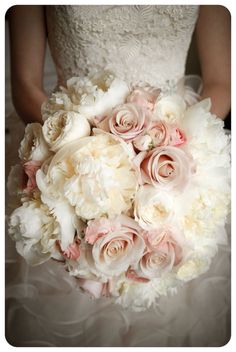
[{"xmin": 5, "ymin": 5, "xmax": 230, "ymax": 347}]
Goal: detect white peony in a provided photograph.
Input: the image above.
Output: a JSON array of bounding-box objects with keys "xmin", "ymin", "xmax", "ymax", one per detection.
[
  {"xmin": 182, "ymin": 188, "xmax": 230, "ymax": 243},
  {"xmin": 154, "ymin": 94, "xmax": 186, "ymax": 123},
  {"xmin": 8, "ymin": 199, "xmax": 59, "ymax": 265},
  {"xmin": 134, "ymin": 185, "xmax": 174, "ymax": 230},
  {"xmin": 19, "ymin": 123, "xmax": 52, "ymax": 162},
  {"xmin": 66, "ymin": 71, "xmax": 130, "ymax": 121},
  {"xmin": 177, "ymin": 257, "xmax": 210, "ymax": 282},
  {"xmin": 36, "ymin": 167, "xmax": 81, "ymax": 251},
  {"xmin": 41, "ymin": 91, "xmax": 76, "ymax": 121},
  {"xmin": 39, "ymin": 133, "xmax": 137, "ymax": 221},
  {"xmin": 182, "ymin": 98, "xmax": 230, "ymax": 169},
  {"xmin": 42, "ymin": 110, "xmax": 91, "ymax": 152}
]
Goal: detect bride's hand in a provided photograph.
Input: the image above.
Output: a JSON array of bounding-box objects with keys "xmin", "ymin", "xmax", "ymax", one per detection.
[
  {"xmin": 8, "ymin": 5, "xmax": 48, "ymax": 124},
  {"xmin": 196, "ymin": 5, "xmax": 231, "ymax": 120}
]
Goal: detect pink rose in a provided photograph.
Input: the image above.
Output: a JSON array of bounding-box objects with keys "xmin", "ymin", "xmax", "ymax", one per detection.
[
  {"xmin": 23, "ymin": 160, "xmax": 42, "ymax": 192},
  {"xmin": 148, "ymin": 121, "xmax": 170, "ymax": 147},
  {"xmin": 134, "ymin": 146, "xmax": 193, "ymax": 190},
  {"xmin": 169, "ymin": 126, "xmax": 186, "ymax": 146},
  {"xmin": 85, "ymin": 217, "xmax": 120, "ymax": 245},
  {"xmin": 85, "ymin": 215, "xmax": 145, "ymax": 276},
  {"xmin": 109, "ymin": 103, "xmax": 151, "ymax": 141},
  {"xmin": 60, "ymin": 237, "xmax": 81, "ymax": 260},
  {"xmin": 135, "ymin": 227, "xmax": 183, "ymax": 279},
  {"xmin": 127, "ymin": 86, "xmax": 161, "ymax": 111}
]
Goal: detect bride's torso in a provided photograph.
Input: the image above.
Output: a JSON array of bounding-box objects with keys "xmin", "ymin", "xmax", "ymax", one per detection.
[{"xmin": 45, "ymin": 5, "xmax": 199, "ymax": 90}]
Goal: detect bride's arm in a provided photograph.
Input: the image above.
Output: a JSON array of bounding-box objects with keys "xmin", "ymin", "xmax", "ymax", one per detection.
[
  {"xmin": 8, "ymin": 5, "xmax": 47, "ymax": 124},
  {"xmin": 195, "ymin": 5, "xmax": 231, "ymax": 120}
]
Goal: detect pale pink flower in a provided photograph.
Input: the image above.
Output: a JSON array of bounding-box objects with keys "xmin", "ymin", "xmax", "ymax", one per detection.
[
  {"xmin": 23, "ymin": 160, "xmax": 42, "ymax": 192},
  {"xmin": 86, "ymin": 215, "xmax": 145, "ymax": 276},
  {"xmin": 148, "ymin": 121, "xmax": 170, "ymax": 147},
  {"xmin": 61, "ymin": 238, "xmax": 81, "ymax": 260},
  {"xmin": 85, "ymin": 218, "xmax": 119, "ymax": 245},
  {"xmin": 127, "ymin": 86, "xmax": 161, "ymax": 111},
  {"xmin": 109, "ymin": 103, "xmax": 151, "ymax": 141},
  {"xmin": 134, "ymin": 146, "xmax": 193, "ymax": 190},
  {"xmin": 136, "ymin": 227, "xmax": 184, "ymax": 279},
  {"xmin": 169, "ymin": 126, "xmax": 186, "ymax": 146}
]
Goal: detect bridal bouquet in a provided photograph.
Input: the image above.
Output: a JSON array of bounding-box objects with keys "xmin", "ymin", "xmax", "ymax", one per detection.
[{"xmin": 8, "ymin": 71, "xmax": 230, "ymax": 310}]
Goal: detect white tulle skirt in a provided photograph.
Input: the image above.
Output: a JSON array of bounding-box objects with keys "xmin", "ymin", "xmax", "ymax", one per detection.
[{"xmin": 5, "ymin": 107, "xmax": 231, "ymax": 347}]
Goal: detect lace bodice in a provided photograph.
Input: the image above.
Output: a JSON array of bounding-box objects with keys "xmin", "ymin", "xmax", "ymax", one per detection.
[{"xmin": 46, "ymin": 5, "xmax": 199, "ymax": 91}]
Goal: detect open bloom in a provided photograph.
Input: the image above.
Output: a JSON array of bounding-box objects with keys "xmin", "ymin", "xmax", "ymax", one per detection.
[
  {"xmin": 134, "ymin": 145, "xmax": 193, "ymax": 191},
  {"xmin": 42, "ymin": 110, "xmax": 91, "ymax": 152},
  {"xmin": 8, "ymin": 199, "xmax": 59, "ymax": 265},
  {"xmin": 66, "ymin": 71, "xmax": 130, "ymax": 121},
  {"xmin": 154, "ymin": 94, "xmax": 186, "ymax": 123},
  {"xmin": 135, "ymin": 227, "xmax": 183, "ymax": 279},
  {"xmin": 134, "ymin": 185, "xmax": 174, "ymax": 230},
  {"xmin": 19, "ymin": 123, "xmax": 51, "ymax": 162},
  {"xmin": 40, "ymin": 133, "xmax": 137, "ymax": 221},
  {"xmin": 109, "ymin": 103, "xmax": 151, "ymax": 141},
  {"xmin": 85, "ymin": 215, "xmax": 145, "ymax": 276}
]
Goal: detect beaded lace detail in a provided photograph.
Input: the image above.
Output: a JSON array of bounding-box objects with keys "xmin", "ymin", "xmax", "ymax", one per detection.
[{"xmin": 46, "ymin": 5, "xmax": 199, "ymax": 91}]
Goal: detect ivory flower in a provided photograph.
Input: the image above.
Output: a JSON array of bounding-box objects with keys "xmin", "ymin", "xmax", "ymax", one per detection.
[
  {"xmin": 42, "ymin": 110, "xmax": 91, "ymax": 152},
  {"xmin": 8, "ymin": 199, "xmax": 59, "ymax": 265},
  {"xmin": 154, "ymin": 95, "xmax": 186, "ymax": 123},
  {"xmin": 134, "ymin": 185, "xmax": 174, "ymax": 230},
  {"xmin": 19, "ymin": 123, "xmax": 52, "ymax": 162}
]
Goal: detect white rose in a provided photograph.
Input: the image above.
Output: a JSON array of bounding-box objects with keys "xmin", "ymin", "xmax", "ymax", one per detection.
[
  {"xmin": 134, "ymin": 185, "xmax": 174, "ymax": 230},
  {"xmin": 8, "ymin": 199, "xmax": 59, "ymax": 265},
  {"xmin": 154, "ymin": 95, "xmax": 186, "ymax": 123},
  {"xmin": 19, "ymin": 123, "xmax": 52, "ymax": 162},
  {"xmin": 42, "ymin": 110, "xmax": 91, "ymax": 152}
]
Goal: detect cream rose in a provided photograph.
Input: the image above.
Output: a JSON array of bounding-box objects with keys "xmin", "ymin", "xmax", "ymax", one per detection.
[
  {"xmin": 85, "ymin": 215, "xmax": 145, "ymax": 276},
  {"xmin": 42, "ymin": 110, "xmax": 91, "ymax": 152},
  {"xmin": 109, "ymin": 103, "xmax": 151, "ymax": 141},
  {"xmin": 134, "ymin": 146, "xmax": 193, "ymax": 191},
  {"xmin": 154, "ymin": 95, "xmax": 186, "ymax": 123},
  {"xmin": 134, "ymin": 185, "xmax": 174, "ymax": 230},
  {"xmin": 8, "ymin": 199, "xmax": 59, "ymax": 265},
  {"xmin": 19, "ymin": 123, "xmax": 52, "ymax": 162}
]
